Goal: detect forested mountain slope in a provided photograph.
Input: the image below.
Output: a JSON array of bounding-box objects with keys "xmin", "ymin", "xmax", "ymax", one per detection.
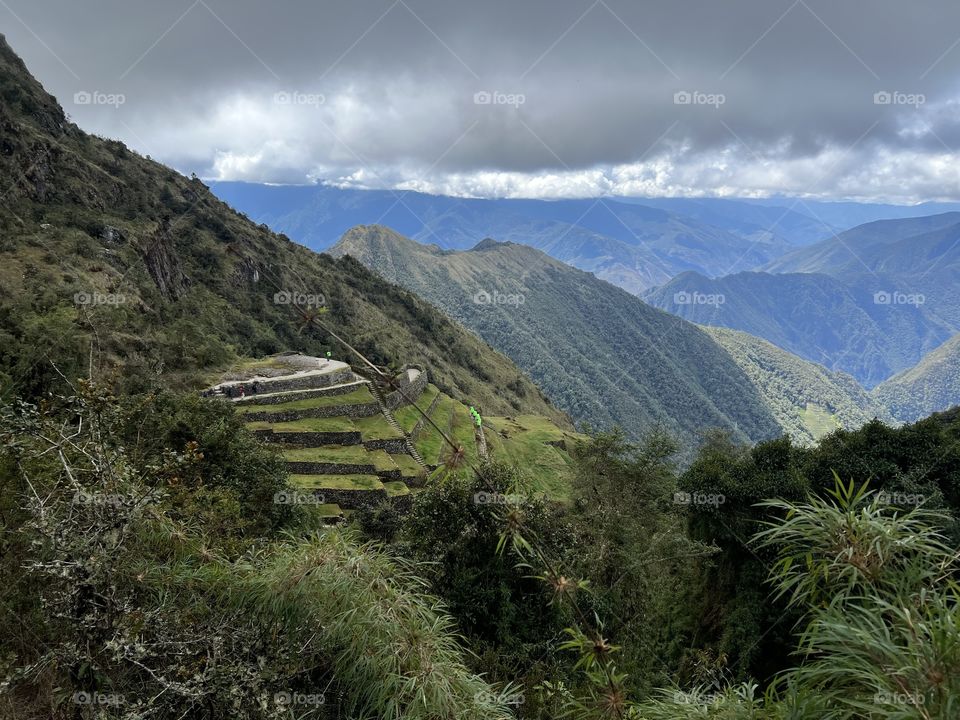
[{"xmin": 332, "ymin": 225, "xmax": 792, "ymax": 448}]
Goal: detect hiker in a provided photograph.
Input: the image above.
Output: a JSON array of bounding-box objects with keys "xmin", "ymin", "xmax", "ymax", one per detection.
[{"xmin": 239, "ymin": 384, "xmax": 245, "ymax": 399}]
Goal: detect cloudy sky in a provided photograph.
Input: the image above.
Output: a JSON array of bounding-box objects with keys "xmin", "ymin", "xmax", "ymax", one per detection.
[{"xmin": 4, "ymin": 0, "xmax": 960, "ymax": 201}]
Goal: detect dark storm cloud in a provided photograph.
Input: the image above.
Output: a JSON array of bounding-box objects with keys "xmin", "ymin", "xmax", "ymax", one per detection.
[{"xmin": 4, "ymin": 0, "xmax": 960, "ymax": 199}]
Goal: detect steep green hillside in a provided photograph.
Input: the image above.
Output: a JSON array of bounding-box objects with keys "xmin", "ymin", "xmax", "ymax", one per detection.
[
  {"xmin": 704, "ymin": 326, "xmax": 894, "ymax": 444},
  {"xmin": 330, "ymin": 225, "xmax": 784, "ymax": 449},
  {"xmin": 0, "ymin": 35, "xmax": 562, "ymax": 423},
  {"xmin": 644, "ymin": 270, "xmax": 952, "ymax": 387},
  {"xmin": 873, "ymin": 333, "xmax": 960, "ymax": 422}
]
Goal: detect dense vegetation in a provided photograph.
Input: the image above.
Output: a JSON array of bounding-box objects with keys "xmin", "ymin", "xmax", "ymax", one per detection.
[
  {"xmin": 4, "ymin": 378, "xmax": 960, "ymax": 718},
  {"xmin": 331, "ymin": 225, "xmax": 784, "ymax": 451},
  {"xmin": 704, "ymin": 326, "xmax": 893, "ymax": 444}
]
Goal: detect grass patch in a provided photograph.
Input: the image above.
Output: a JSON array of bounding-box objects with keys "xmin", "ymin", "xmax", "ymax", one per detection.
[
  {"xmin": 234, "ymin": 385, "xmax": 374, "ymax": 415},
  {"xmin": 382, "ymin": 481, "xmax": 411, "ymax": 497},
  {"xmin": 351, "ymin": 413, "xmax": 403, "ymax": 440},
  {"xmin": 414, "ymin": 394, "xmax": 456, "ymax": 464},
  {"xmin": 485, "ymin": 415, "xmax": 588, "ymax": 499},
  {"xmin": 448, "ymin": 401, "xmax": 480, "ymax": 466},
  {"xmin": 289, "ymin": 474, "xmax": 385, "ymax": 491},
  {"xmin": 800, "ymin": 402, "xmax": 840, "ymax": 440},
  {"xmin": 391, "ymin": 453, "xmax": 426, "ymax": 477},
  {"xmin": 394, "ymin": 384, "xmax": 441, "ymax": 432},
  {"xmin": 245, "ymin": 416, "xmax": 358, "ymax": 432}
]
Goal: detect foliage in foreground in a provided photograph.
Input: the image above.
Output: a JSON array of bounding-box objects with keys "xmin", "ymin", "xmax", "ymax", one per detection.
[
  {"xmin": 633, "ymin": 479, "xmax": 960, "ymax": 719},
  {"xmin": 0, "ymin": 386, "xmax": 513, "ymax": 719}
]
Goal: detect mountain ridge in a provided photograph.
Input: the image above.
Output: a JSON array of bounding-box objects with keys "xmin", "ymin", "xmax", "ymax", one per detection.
[{"xmin": 331, "ymin": 225, "xmax": 898, "ymax": 447}]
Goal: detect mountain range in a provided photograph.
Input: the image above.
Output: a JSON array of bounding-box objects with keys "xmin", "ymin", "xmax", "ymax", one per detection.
[
  {"xmin": 646, "ymin": 213, "xmax": 960, "ymax": 387},
  {"xmin": 4, "ymin": 25, "xmax": 952, "ymax": 452},
  {"xmin": 330, "ymin": 226, "xmax": 894, "ymax": 447},
  {"xmin": 211, "ymin": 183, "xmax": 847, "ymax": 294}
]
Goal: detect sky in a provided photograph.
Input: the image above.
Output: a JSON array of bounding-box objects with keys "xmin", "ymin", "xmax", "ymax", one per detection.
[{"xmin": 4, "ymin": 0, "xmax": 960, "ymax": 202}]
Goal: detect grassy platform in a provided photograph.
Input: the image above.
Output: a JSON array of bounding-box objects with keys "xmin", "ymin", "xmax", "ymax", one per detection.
[
  {"xmin": 246, "ymin": 413, "xmax": 401, "ymax": 440},
  {"xmin": 484, "ymin": 415, "xmax": 587, "ymax": 498},
  {"xmin": 393, "ymin": 384, "xmax": 441, "ymax": 433},
  {"xmin": 391, "ymin": 453, "xmax": 426, "ymax": 478},
  {"xmin": 246, "ymin": 416, "xmax": 357, "ymax": 432},
  {"xmin": 283, "ymin": 445, "xmax": 399, "ymax": 472},
  {"xmin": 289, "ymin": 474, "xmax": 385, "ymax": 491},
  {"xmin": 382, "ymin": 480, "xmax": 411, "ymax": 497}
]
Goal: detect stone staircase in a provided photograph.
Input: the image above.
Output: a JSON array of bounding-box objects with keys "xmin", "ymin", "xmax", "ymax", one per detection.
[{"xmin": 368, "ymin": 375, "xmax": 428, "ymax": 469}]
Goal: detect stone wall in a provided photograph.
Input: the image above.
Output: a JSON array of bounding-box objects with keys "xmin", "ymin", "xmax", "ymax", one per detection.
[
  {"xmin": 286, "ymin": 460, "xmax": 376, "ymax": 475},
  {"xmin": 384, "ymin": 366, "xmax": 428, "ymax": 410},
  {"xmin": 307, "ymin": 487, "xmax": 414, "ymax": 513},
  {"xmin": 254, "ymin": 429, "xmax": 362, "ymax": 446},
  {"xmin": 233, "ymin": 381, "xmax": 364, "ymax": 407},
  {"xmin": 284, "ymin": 460, "xmax": 403, "ymax": 480},
  {"xmin": 224, "ymin": 368, "xmax": 354, "ymax": 396},
  {"xmin": 316, "ymin": 487, "xmax": 391, "ymax": 512},
  {"xmin": 362, "ymin": 438, "xmax": 410, "ymax": 454},
  {"xmin": 241, "ymin": 401, "xmax": 380, "ymax": 423}
]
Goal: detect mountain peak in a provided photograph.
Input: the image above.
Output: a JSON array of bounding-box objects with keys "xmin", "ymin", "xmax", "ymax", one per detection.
[
  {"xmin": 0, "ymin": 34, "xmax": 70, "ymax": 136},
  {"xmin": 470, "ymin": 237, "xmax": 510, "ymax": 251}
]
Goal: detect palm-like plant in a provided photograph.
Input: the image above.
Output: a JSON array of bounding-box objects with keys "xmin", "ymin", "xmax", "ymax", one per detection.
[{"xmin": 754, "ymin": 477, "xmax": 960, "ymax": 719}]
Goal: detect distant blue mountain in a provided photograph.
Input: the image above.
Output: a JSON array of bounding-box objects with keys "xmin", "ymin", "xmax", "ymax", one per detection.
[
  {"xmin": 210, "ymin": 183, "xmax": 841, "ymax": 292},
  {"xmin": 735, "ymin": 197, "xmax": 960, "ymax": 230},
  {"xmin": 646, "ymin": 213, "xmax": 960, "ymax": 386}
]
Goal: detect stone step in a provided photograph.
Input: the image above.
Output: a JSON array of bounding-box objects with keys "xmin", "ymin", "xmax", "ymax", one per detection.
[{"xmin": 367, "ymin": 380, "xmax": 429, "ymax": 470}]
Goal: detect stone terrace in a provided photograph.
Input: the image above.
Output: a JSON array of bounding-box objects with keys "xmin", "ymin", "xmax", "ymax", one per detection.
[{"xmin": 208, "ymin": 354, "xmax": 430, "ymax": 522}]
